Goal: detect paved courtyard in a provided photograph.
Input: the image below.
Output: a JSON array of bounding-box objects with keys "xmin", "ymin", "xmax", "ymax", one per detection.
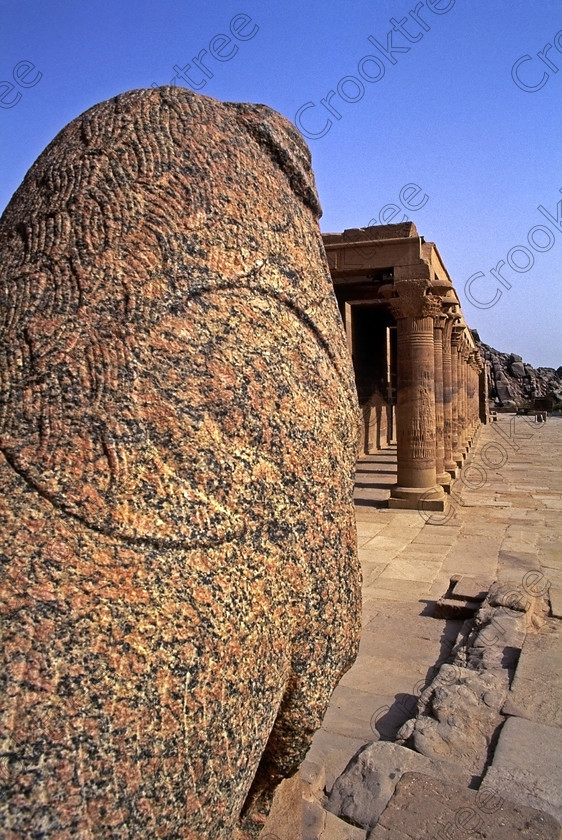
[{"xmin": 297, "ymin": 413, "xmax": 562, "ymax": 836}]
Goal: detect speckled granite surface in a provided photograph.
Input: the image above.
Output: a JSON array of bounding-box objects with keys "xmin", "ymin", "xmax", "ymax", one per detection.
[{"xmin": 0, "ymin": 87, "xmax": 361, "ymax": 838}]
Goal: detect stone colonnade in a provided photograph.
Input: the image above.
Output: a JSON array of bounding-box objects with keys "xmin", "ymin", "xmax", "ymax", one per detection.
[
  {"xmin": 383, "ymin": 281, "xmax": 483, "ymax": 511},
  {"xmin": 323, "ymin": 223, "xmax": 486, "ymax": 513}
]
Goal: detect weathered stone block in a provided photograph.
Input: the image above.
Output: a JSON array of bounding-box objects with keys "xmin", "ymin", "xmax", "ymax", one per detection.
[
  {"xmin": 486, "ymin": 579, "xmax": 550, "ymax": 631},
  {"xmin": 326, "ymin": 741, "xmax": 470, "ymax": 831},
  {"xmin": 300, "ymin": 760, "xmax": 327, "ymax": 798},
  {"xmin": 450, "ymin": 575, "xmax": 491, "ymax": 602},
  {"xmin": 0, "ymin": 87, "xmax": 361, "ymax": 839},
  {"xmin": 396, "ymin": 664, "xmax": 508, "ymax": 777},
  {"xmin": 368, "ymin": 772, "xmax": 560, "ymax": 839},
  {"xmin": 463, "ymin": 605, "xmax": 526, "ymax": 673}
]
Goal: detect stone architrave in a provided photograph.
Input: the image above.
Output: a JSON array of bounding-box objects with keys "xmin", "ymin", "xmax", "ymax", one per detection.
[
  {"xmin": 0, "ymin": 87, "xmax": 361, "ymax": 839},
  {"xmin": 387, "ymin": 280, "xmax": 445, "ymax": 511}
]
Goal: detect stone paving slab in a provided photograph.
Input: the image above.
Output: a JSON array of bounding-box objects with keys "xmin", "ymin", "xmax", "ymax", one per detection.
[
  {"xmin": 361, "ymin": 562, "xmax": 388, "ymax": 587},
  {"xmin": 410, "ymin": 530, "xmax": 460, "ymax": 545},
  {"xmin": 361, "ymin": 537, "xmax": 413, "ymax": 555},
  {"xmin": 482, "ymin": 717, "xmax": 562, "ymax": 824},
  {"xmin": 502, "ymin": 618, "xmax": 562, "ymax": 727},
  {"xmin": 377, "ymin": 559, "xmax": 442, "ymax": 583},
  {"xmin": 368, "ymin": 772, "xmax": 561, "ymax": 840},
  {"xmin": 320, "ymin": 684, "xmax": 382, "ymax": 742},
  {"xmin": 360, "ymin": 580, "xmax": 433, "ymax": 602}
]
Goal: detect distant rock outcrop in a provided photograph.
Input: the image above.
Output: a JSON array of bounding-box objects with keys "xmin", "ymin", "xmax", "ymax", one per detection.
[{"xmin": 472, "ymin": 332, "xmax": 562, "ymax": 409}]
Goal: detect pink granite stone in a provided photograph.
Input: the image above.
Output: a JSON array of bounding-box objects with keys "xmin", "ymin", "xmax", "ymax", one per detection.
[{"xmin": 0, "ymin": 87, "xmax": 361, "ymax": 838}]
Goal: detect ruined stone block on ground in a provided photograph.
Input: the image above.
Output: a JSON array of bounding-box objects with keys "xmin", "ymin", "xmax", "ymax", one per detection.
[{"xmin": 368, "ymin": 771, "xmax": 560, "ymax": 839}]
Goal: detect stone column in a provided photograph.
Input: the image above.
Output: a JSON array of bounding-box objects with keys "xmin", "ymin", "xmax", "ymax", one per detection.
[
  {"xmin": 466, "ymin": 353, "xmax": 474, "ymax": 438},
  {"xmin": 474, "ymin": 353, "xmax": 484, "ymax": 432},
  {"xmin": 468, "ymin": 353, "xmax": 479, "ymax": 436},
  {"xmin": 460, "ymin": 342, "xmax": 470, "ymax": 452},
  {"xmin": 442, "ymin": 315, "xmax": 458, "ymax": 479},
  {"xmin": 451, "ymin": 328, "xmax": 464, "ymax": 467},
  {"xmin": 387, "ymin": 281, "xmax": 445, "ymax": 511},
  {"xmin": 434, "ymin": 313, "xmax": 450, "ymax": 491},
  {"xmin": 479, "ymin": 360, "xmax": 490, "ymax": 423}
]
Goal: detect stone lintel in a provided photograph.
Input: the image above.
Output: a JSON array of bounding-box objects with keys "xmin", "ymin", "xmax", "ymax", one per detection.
[{"xmin": 325, "ymin": 237, "xmax": 421, "ymax": 274}]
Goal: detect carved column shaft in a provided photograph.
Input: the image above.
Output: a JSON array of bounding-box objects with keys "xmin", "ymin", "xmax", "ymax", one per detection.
[
  {"xmin": 386, "ymin": 281, "xmax": 445, "ymax": 511},
  {"xmin": 442, "ymin": 318, "xmax": 457, "ymax": 477},
  {"xmin": 460, "ymin": 344, "xmax": 470, "ymax": 450},
  {"xmin": 395, "ymin": 315, "xmax": 437, "ymax": 488},
  {"xmin": 451, "ymin": 332, "xmax": 463, "ymax": 466},
  {"xmin": 468, "ymin": 356, "xmax": 478, "ymax": 433},
  {"xmin": 472, "ymin": 355, "xmax": 483, "ymax": 431},
  {"xmin": 479, "ymin": 360, "xmax": 489, "ymax": 423},
  {"xmin": 434, "ymin": 316, "xmax": 449, "ymax": 488}
]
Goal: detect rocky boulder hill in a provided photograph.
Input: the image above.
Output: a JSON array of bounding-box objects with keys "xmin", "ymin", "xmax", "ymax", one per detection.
[{"xmin": 472, "ymin": 331, "xmax": 562, "ymax": 410}]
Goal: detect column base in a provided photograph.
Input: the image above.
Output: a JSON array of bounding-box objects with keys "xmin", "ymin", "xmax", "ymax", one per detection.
[
  {"xmin": 388, "ymin": 484, "xmax": 446, "ymax": 511},
  {"xmin": 453, "ymin": 451, "xmax": 464, "ymax": 468},
  {"xmin": 437, "ymin": 472, "xmax": 452, "ymax": 493},
  {"xmin": 444, "ymin": 460, "xmax": 459, "ymax": 480}
]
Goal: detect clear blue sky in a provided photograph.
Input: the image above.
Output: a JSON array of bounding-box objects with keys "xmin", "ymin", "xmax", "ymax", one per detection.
[{"xmin": 2, "ymin": 0, "xmax": 561, "ymax": 367}]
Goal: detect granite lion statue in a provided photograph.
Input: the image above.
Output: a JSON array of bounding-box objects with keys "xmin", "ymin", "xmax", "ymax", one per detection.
[{"xmin": 0, "ymin": 87, "xmax": 361, "ymax": 838}]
